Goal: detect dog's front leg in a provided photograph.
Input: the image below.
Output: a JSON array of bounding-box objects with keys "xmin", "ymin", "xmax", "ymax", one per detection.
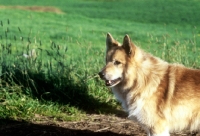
[
  {"xmin": 150, "ymin": 128, "xmax": 170, "ymax": 136},
  {"xmin": 140, "ymin": 123, "xmax": 169, "ymax": 136},
  {"xmin": 144, "ymin": 129, "xmax": 169, "ymax": 136},
  {"xmin": 151, "ymin": 132, "xmax": 170, "ymax": 136},
  {"xmin": 147, "ymin": 121, "xmax": 170, "ymax": 136}
]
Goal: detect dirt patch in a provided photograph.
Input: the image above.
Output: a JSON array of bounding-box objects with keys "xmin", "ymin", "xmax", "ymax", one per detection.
[
  {"xmin": 0, "ymin": 5, "xmax": 63, "ymax": 14},
  {"xmin": 0, "ymin": 114, "xmax": 198, "ymax": 136}
]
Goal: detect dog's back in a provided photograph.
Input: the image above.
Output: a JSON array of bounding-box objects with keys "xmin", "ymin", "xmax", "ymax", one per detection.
[{"xmin": 163, "ymin": 64, "xmax": 200, "ymax": 132}]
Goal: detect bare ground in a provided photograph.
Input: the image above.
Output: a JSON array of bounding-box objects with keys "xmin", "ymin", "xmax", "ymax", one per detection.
[{"xmin": 0, "ymin": 114, "xmax": 198, "ymax": 136}]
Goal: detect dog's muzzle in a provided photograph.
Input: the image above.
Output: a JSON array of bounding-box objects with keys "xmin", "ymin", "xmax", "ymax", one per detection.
[{"xmin": 98, "ymin": 71, "xmax": 121, "ymax": 87}]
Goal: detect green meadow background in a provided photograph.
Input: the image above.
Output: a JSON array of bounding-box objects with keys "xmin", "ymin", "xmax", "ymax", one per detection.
[{"xmin": 0, "ymin": 0, "xmax": 200, "ymax": 121}]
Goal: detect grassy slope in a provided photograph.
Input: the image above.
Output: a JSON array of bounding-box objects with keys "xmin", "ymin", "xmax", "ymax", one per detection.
[
  {"xmin": 1, "ymin": 0, "xmax": 200, "ymax": 45},
  {"xmin": 0, "ymin": 0, "xmax": 200, "ymax": 121},
  {"xmin": 1, "ymin": 0, "xmax": 199, "ymax": 61}
]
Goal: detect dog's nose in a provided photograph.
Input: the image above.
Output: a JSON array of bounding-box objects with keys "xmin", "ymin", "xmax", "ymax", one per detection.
[{"xmin": 98, "ymin": 71, "xmax": 105, "ymax": 79}]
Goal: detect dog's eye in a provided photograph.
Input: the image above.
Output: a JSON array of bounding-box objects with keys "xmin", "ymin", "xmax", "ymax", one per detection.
[{"xmin": 114, "ymin": 60, "xmax": 121, "ymax": 65}]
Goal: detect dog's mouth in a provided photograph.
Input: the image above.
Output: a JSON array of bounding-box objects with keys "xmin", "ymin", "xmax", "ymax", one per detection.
[{"xmin": 105, "ymin": 78, "xmax": 121, "ymax": 87}]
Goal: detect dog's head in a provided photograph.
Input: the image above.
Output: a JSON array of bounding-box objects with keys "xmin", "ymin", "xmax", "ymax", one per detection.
[{"xmin": 98, "ymin": 33, "xmax": 136, "ymax": 87}]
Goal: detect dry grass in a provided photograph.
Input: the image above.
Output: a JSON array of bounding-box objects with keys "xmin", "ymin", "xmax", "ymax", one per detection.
[{"xmin": 0, "ymin": 5, "xmax": 63, "ymax": 14}]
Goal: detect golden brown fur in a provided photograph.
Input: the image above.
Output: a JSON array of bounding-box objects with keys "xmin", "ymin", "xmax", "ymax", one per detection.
[{"xmin": 99, "ymin": 33, "xmax": 200, "ymax": 136}]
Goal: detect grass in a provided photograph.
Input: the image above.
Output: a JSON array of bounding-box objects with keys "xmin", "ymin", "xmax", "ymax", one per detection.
[{"xmin": 0, "ymin": 0, "xmax": 200, "ymax": 122}]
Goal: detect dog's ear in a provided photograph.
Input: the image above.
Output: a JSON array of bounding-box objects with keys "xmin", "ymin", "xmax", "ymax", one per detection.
[
  {"xmin": 122, "ymin": 34, "xmax": 134, "ymax": 56},
  {"xmin": 106, "ymin": 33, "xmax": 120, "ymax": 49}
]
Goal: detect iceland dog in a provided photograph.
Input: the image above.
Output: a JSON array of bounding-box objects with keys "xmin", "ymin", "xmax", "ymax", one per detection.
[{"xmin": 99, "ymin": 33, "xmax": 200, "ymax": 136}]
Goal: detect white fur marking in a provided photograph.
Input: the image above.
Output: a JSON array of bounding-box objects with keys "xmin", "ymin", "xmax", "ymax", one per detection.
[{"xmin": 152, "ymin": 128, "xmax": 170, "ymax": 136}]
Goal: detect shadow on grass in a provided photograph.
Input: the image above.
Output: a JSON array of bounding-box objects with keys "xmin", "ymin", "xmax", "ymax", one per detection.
[
  {"xmin": 0, "ymin": 20, "xmax": 121, "ymax": 115},
  {"xmin": 0, "ymin": 119, "xmax": 132, "ymax": 136},
  {"xmin": 2, "ymin": 65, "xmax": 122, "ymax": 115}
]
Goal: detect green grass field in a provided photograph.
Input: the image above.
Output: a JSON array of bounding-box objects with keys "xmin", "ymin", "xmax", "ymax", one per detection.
[{"xmin": 0, "ymin": 0, "xmax": 200, "ymax": 122}]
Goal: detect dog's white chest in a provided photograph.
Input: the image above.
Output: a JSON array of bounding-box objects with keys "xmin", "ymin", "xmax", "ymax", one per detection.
[
  {"xmin": 111, "ymin": 87, "xmax": 144, "ymax": 118},
  {"xmin": 111, "ymin": 87, "xmax": 128, "ymax": 110}
]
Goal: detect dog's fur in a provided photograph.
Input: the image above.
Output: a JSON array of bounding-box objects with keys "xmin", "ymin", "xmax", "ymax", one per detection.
[{"xmin": 99, "ymin": 33, "xmax": 200, "ymax": 136}]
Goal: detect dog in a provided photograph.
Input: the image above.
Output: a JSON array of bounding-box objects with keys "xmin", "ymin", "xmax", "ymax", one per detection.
[{"xmin": 98, "ymin": 33, "xmax": 200, "ymax": 136}]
